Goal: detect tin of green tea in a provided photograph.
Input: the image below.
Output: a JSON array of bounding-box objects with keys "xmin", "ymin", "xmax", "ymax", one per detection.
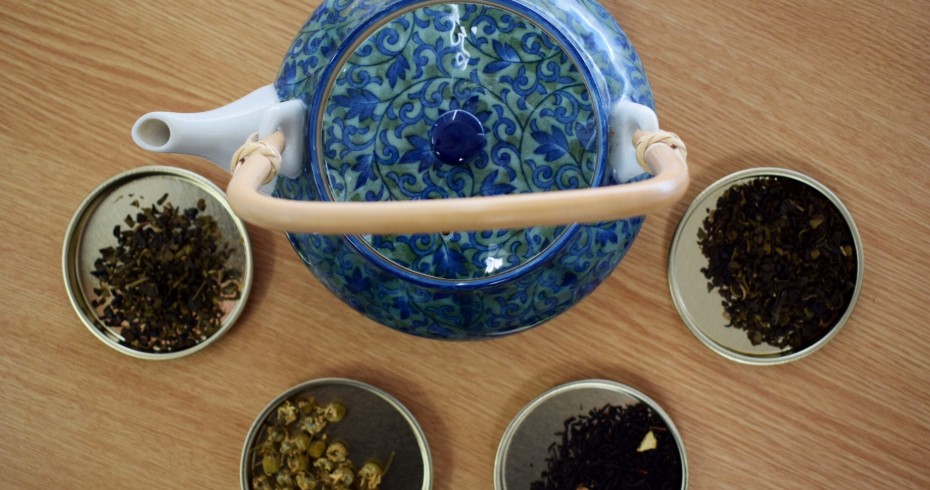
[
  {"xmin": 62, "ymin": 166, "xmax": 253, "ymax": 360},
  {"xmin": 240, "ymin": 378, "xmax": 432, "ymax": 490},
  {"xmin": 495, "ymin": 379, "xmax": 687, "ymax": 490},
  {"xmin": 668, "ymin": 168, "xmax": 864, "ymax": 365}
]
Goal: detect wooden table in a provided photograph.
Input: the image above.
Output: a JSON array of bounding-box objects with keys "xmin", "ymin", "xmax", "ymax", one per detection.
[{"xmin": 2, "ymin": 1, "xmax": 928, "ymax": 488}]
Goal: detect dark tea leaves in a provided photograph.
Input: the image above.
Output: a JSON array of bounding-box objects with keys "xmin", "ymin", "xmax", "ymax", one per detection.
[
  {"xmin": 90, "ymin": 195, "xmax": 242, "ymax": 352},
  {"xmin": 530, "ymin": 402, "xmax": 682, "ymax": 490},
  {"xmin": 697, "ymin": 176, "xmax": 857, "ymax": 350}
]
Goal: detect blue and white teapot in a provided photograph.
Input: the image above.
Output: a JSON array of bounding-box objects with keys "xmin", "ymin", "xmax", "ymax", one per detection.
[{"xmin": 132, "ymin": 0, "xmax": 689, "ymax": 339}]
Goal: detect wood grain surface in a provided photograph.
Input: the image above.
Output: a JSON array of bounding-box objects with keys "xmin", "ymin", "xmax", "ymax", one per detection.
[{"xmin": 2, "ymin": 1, "xmax": 928, "ymax": 488}]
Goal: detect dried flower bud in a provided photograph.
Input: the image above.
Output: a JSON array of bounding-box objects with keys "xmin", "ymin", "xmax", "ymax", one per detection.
[
  {"xmin": 267, "ymin": 425, "xmax": 286, "ymax": 443},
  {"xmin": 293, "ymin": 433, "xmax": 311, "ymax": 452},
  {"xmin": 300, "ymin": 416, "xmax": 325, "ymax": 436},
  {"xmin": 308, "ymin": 439, "xmax": 327, "ymax": 460},
  {"xmin": 323, "ymin": 402, "xmax": 346, "ymax": 422},
  {"xmin": 331, "ymin": 464, "xmax": 355, "ymax": 486},
  {"xmin": 313, "ymin": 457, "xmax": 334, "ymax": 475},
  {"xmin": 275, "ymin": 471, "xmax": 294, "ymax": 487},
  {"xmin": 326, "ymin": 442, "xmax": 348, "ymax": 463},
  {"xmin": 261, "ymin": 455, "xmax": 279, "ymax": 476},
  {"xmin": 295, "ymin": 472, "xmax": 318, "ymax": 490},
  {"xmin": 277, "ymin": 401, "xmax": 299, "ymax": 425},
  {"xmin": 288, "ymin": 453, "xmax": 310, "ymax": 473},
  {"xmin": 298, "ymin": 398, "xmax": 318, "ymax": 416},
  {"xmin": 358, "ymin": 461, "xmax": 384, "ymax": 489}
]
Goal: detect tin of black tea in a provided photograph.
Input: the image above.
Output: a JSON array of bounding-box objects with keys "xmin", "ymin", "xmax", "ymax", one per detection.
[
  {"xmin": 495, "ymin": 379, "xmax": 687, "ymax": 490},
  {"xmin": 668, "ymin": 168, "xmax": 864, "ymax": 365}
]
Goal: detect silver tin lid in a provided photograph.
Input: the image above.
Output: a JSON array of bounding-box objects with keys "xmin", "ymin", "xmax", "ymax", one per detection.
[
  {"xmin": 495, "ymin": 379, "xmax": 688, "ymax": 489},
  {"xmin": 240, "ymin": 378, "xmax": 432, "ymax": 490},
  {"xmin": 62, "ymin": 166, "xmax": 253, "ymax": 360},
  {"xmin": 668, "ymin": 167, "xmax": 864, "ymax": 365}
]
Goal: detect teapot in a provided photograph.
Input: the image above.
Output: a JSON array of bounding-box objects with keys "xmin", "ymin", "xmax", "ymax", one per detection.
[{"xmin": 131, "ymin": 0, "xmax": 689, "ymax": 339}]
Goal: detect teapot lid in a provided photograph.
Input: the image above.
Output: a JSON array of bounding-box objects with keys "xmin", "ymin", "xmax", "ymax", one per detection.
[{"xmin": 297, "ymin": 2, "xmax": 611, "ymax": 283}]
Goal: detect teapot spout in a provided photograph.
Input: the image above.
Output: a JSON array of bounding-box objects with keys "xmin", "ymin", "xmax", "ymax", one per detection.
[{"xmin": 131, "ymin": 85, "xmax": 305, "ymax": 176}]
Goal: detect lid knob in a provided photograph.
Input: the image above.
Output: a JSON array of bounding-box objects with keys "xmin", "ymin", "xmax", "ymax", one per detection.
[{"xmin": 430, "ymin": 110, "xmax": 486, "ymax": 165}]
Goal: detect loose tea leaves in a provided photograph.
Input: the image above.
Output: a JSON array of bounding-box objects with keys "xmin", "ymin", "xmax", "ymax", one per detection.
[
  {"xmin": 531, "ymin": 402, "xmax": 682, "ymax": 490},
  {"xmin": 697, "ymin": 176, "xmax": 857, "ymax": 349},
  {"xmin": 90, "ymin": 194, "xmax": 242, "ymax": 352},
  {"xmin": 251, "ymin": 397, "xmax": 389, "ymax": 490}
]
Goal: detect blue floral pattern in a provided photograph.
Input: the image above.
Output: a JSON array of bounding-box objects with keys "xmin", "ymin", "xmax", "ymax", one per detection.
[
  {"xmin": 273, "ymin": 0, "xmax": 654, "ymax": 339},
  {"xmin": 320, "ymin": 4, "xmax": 596, "ymax": 280}
]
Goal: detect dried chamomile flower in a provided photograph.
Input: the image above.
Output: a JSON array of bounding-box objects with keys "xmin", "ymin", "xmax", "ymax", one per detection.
[
  {"xmin": 326, "ymin": 441, "xmax": 348, "ymax": 463},
  {"xmin": 313, "ymin": 457, "xmax": 334, "ymax": 475},
  {"xmin": 279, "ymin": 436, "xmax": 301, "ymax": 455},
  {"xmin": 288, "ymin": 452, "xmax": 310, "ymax": 473},
  {"xmin": 275, "ymin": 470, "xmax": 294, "ymax": 487},
  {"xmin": 252, "ymin": 475, "xmax": 272, "ymax": 490},
  {"xmin": 277, "ymin": 400, "xmax": 299, "ymax": 425},
  {"xmin": 293, "ymin": 433, "xmax": 311, "ymax": 452},
  {"xmin": 295, "ymin": 472, "xmax": 318, "ymax": 490},
  {"xmin": 323, "ymin": 402, "xmax": 346, "ymax": 422},
  {"xmin": 357, "ymin": 461, "xmax": 384, "ymax": 490},
  {"xmin": 308, "ymin": 439, "xmax": 327, "ymax": 460},
  {"xmin": 331, "ymin": 464, "xmax": 355, "ymax": 486},
  {"xmin": 300, "ymin": 415, "xmax": 326, "ymax": 436},
  {"xmin": 298, "ymin": 398, "xmax": 318, "ymax": 416},
  {"xmin": 267, "ymin": 425, "xmax": 286, "ymax": 443},
  {"xmin": 261, "ymin": 454, "xmax": 280, "ymax": 476}
]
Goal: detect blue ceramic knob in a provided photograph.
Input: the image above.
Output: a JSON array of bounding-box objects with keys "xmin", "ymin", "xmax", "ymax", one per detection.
[{"xmin": 431, "ymin": 110, "xmax": 486, "ymax": 165}]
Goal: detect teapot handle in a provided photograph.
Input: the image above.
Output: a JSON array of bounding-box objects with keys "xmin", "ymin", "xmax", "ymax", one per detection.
[{"xmin": 225, "ymin": 125, "xmax": 688, "ymax": 235}]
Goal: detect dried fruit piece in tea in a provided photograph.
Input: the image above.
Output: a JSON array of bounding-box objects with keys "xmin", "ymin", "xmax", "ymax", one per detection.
[
  {"xmin": 90, "ymin": 195, "xmax": 242, "ymax": 352},
  {"xmin": 250, "ymin": 398, "xmax": 391, "ymax": 490},
  {"xmin": 697, "ymin": 176, "xmax": 857, "ymax": 349},
  {"xmin": 530, "ymin": 402, "xmax": 682, "ymax": 490}
]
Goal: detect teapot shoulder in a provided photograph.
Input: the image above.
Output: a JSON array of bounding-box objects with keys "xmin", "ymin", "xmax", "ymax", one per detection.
[
  {"xmin": 274, "ymin": 0, "xmax": 652, "ymax": 107},
  {"xmin": 531, "ymin": 0, "xmax": 655, "ymax": 107}
]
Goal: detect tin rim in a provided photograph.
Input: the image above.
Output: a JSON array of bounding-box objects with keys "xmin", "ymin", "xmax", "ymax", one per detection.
[
  {"xmin": 239, "ymin": 377, "xmax": 432, "ymax": 490},
  {"xmin": 494, "ymin": 379, "xmax": 688, "ymax": 490},
  {"xmin": 668, "ymin": 167, "xmax": 864, "ymax": 365},
  {"xmin": 62, "ymin": 166, "xmax": 253, "ymax": 360}
]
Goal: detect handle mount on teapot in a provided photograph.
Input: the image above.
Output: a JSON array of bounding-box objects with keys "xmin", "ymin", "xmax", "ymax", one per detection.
[{"xmin": 226, "ymin": 102, "xmax": 688, "ymax": 235}]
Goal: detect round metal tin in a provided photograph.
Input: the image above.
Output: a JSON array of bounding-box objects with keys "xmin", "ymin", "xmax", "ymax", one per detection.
[
  {"xmin": 240, "ymin": 378, "xmax": 432, "ymax": 490},
  {"xmin": 62, "ymin": 166, "xmax": 253, "ymax": 360},
  {"xmin": 668, "ymin": 168, "xmax": 864, "ymax": 365},
  {"xmin": 495, "ymin": 379, "xmax": 688, "ymax": 490}
]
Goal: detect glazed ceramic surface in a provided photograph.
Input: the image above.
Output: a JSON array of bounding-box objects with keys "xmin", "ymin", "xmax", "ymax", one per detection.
[{"xmin": 273, "ymin": 0, "xmax": 654, "ymax": 338}]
